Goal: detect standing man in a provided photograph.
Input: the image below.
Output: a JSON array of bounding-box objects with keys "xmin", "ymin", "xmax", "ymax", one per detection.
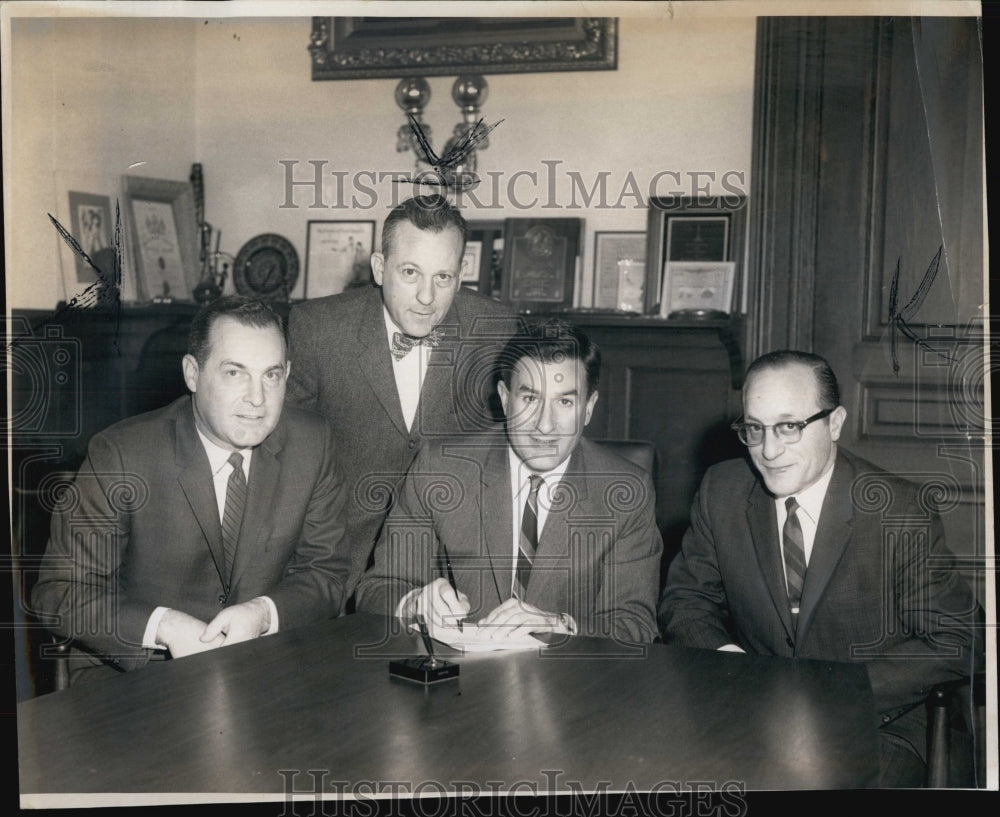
[
  {"xmin": 286, "ymin": 195, "xmax": 517, "ymax": 602},
  {"xmin": 659, "ymin": 350, "xmax": 980, "ymax": 786},
  {"xmin": 356, "ymin": 319, "xmax": 662, "ymax": 644},
  {"xmin": 33, "ymin": 296, "xmax": 352, "ymax": 683}
]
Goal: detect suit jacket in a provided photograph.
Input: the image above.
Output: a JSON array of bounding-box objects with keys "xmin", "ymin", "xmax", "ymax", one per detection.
[
  {"xmin": 356, "ymin": 436, "xmax": 663, "ymax": 644},
  {"xmin": 32, "ymin": 396, "xmax": 352, "ymax": 676},
  {"xmin": 659, "ymin": 448, "xmax": 980, "ymax": 747},
  {"xmin": 286, "ymin": 285, "xmax": 518, "ymax": 597}
]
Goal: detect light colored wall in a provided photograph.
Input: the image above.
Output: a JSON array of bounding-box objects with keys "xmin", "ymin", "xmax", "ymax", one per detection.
[
  {"xmin": 6, "ymin": 16, "xmax": 198, "ymax": 308},
  {"xmin": 6, "ymin": 14, "xmax": 755, "ymax": 308}
]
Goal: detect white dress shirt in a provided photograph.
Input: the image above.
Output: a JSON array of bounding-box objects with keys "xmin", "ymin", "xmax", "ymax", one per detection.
[
  {"xmin": 773, "ymin": 460, "xmax": 835, "ymax": 612},
  {"xmin": 142, "ymin": 429, "xmax": 278, "ymax": 649},
  {"xmin": 383, "ymin": 306, "xmax": 432, "ymax": 432}
]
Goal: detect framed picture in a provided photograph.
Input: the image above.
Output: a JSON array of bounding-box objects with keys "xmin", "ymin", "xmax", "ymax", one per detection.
[
  {"xmin": 310, "ymin": 17, "xmax": 617, "ymax": 80},
  {"xmin": 645, "ymin": 195, "xmax": 747, "ymax": 316},
  {"xmin": 660, "ymin": 261, "xmax": 737, "ymax": 318},
  {"xmin": 501, "ymin": 218, "xmax": 582, "ymax": 313},
  {"xmin": 466, "ymin": 220, "xmax": 505, "ymax": 299},
  {"xmin": 67, "ymin": 192, "xmax": 113, "ymax": 283},
  {"xmin": 122, "ymin": 175, "xmax": 200, "ymax": 302},
  {"xmin": 461, "ymin": 240, "xmax": 482, "ymax": 288},
  {"xmin": 304, "ymin": 220, "xmax": 376, "ymax": 299},
  {"xmin": 593, "ymin": 231, "xmax": 647, "ymax": 312}
]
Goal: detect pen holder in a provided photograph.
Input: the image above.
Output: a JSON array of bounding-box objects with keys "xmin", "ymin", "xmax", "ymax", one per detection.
[{"xmin": 389, "ymin": 656, "xmax": 459, "ymax": 684}]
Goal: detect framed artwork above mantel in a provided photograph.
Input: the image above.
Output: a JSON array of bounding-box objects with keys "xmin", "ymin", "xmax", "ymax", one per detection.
[{"xmin": 309, "ymin": 17, "xmax": 618, "ymax": 79}]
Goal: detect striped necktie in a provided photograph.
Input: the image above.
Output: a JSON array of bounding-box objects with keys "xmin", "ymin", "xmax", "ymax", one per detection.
[
  {"xmin": 514, "ymin": 475, "xmax": 544, "ymax": 600},
  {"xmin": 783, "ymin": 496, "xmax": 806, "ymax": 618},
  {"xmin": 221, "ymin": 452, "xmax": 247, "ymax": 587}
]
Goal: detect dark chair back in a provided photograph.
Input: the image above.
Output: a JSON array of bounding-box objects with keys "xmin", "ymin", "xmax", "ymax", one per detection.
[
  {"xmin": 926, "ymin": 672, "xmax": 987, "ymax": 787},
  {"xmin": 592, "ymin": 439, "xmax": 657, "ymax": 475}
]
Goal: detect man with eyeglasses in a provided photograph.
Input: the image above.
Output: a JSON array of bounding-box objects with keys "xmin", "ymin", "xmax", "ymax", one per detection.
[{"xmin": 658, "ymin": 350, "xmax": 979, "ymax": 787}]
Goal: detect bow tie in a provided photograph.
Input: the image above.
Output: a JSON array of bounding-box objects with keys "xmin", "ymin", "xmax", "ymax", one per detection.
[{"xmin": 391, "ymin": 329, "xmax": 442, "ymax": 361}]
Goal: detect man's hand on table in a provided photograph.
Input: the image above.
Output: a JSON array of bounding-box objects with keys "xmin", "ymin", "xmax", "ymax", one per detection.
[
  {"xmin": 401, "ymin": 577, "xmax": 471, "ymax": 631},
  {"xmin": 202, "ymin": 598, "xmax": 271, "ymax": 647},
  {"xmin": 476, "ymin": 598, "xmax": 575, "ymax": 640},
  {"xmin": 155, "ymin": 609, "xmax": 224, "ymax": 658}
]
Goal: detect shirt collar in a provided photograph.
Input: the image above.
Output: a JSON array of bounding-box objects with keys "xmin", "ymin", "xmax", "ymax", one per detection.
[
  {"xmin": 779, "ymin": 458, "xmax": 836, "ymax": 526},
  {"xmin": 382, "ymin": 304, "xmax": 404, "ymax": 346},
  {"xmin": 507, "ymin": 445, "xmax": 573, "ymax": 495},
  {"xmin": 195, "ymin": 426, "xmax": 252, "ymax": 476}
]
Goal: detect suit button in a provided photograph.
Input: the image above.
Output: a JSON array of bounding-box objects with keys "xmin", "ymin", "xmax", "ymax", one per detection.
[
  {"xmin": 785, "ymin": 637, "xmax": 794, "ymax": 649},
  {"xmin": 408, "ymin": 440, "xmax": 417, "ymax": 450},
  {"xmin": 881, "ymin": 715, "xmax": 890, "ymax": 724},
  {"xmin": 218, "ymin": 594, "xmax": 226, "ymax": 605}
]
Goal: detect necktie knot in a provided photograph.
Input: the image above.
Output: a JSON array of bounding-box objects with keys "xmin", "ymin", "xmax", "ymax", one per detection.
[
  {"xmin": 528, "ymin": 474, "xmax": 544, "ymax": 498},
  {"xmin": 228, "ymin": 452, "xmax": 245, "ymax": 475},
  {"xmin": 785, "ymin": 496, "xmax": 799, "ymax": 515},
  {"xmin": 391, "ymin": 329, "xmax": 442, "ymax": 360}
]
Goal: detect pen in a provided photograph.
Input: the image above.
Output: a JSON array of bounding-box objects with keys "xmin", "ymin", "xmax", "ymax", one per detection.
[
  {"xmin": 441, "ymin": 544, "xmax": 458, "ymax": 592},
  {"xmin": 415, "ymin": 614, "xmax": 439, "ymax": 667},
  {"xmin": 441, "ymin": 544, "xmax": 463, "ymax": 631}
]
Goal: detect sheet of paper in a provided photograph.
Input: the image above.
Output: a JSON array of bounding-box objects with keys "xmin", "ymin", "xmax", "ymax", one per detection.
[{"xmin": 413, "ymin": 623, "xmax": 544, "ymax": 652}]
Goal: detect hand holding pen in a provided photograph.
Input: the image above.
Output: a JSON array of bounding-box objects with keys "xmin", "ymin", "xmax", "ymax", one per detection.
[{"xmin": 407, "ymin": 577, "xmax": 470, "ymax": 631}]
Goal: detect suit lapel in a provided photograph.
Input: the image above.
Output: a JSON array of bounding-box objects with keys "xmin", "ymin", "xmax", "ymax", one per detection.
[
  {"xmin": 796, "ymin": 452, "xmax": 854, "ymax": 641},
  {"xmin": 746, "ymin": 478, "xmax": 796, "ymax": 640},
  {"xmin": 357, "ymin": 291, "xmax": 408, "ymax": 438},
  {"xmin": 229, "ymin": 423, "xmax": 284, "ymax": 592},
  {"xmin": 481, "ymin": 443, "xmax": 514, "ymax": 606},
  {"xmin": 174, "ymin": 401, "xmax": 227, "ymax": 590}
]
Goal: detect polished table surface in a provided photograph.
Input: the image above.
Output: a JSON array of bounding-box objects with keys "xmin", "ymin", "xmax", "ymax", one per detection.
[{"xmin": 18, "ymin": 613, "xmax": 879, "ymax": 795}]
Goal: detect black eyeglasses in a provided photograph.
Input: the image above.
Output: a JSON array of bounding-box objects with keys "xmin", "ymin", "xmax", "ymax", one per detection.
[{"xmin": 731, "ymin": 408, "xmax": 834, "ymax": 447}]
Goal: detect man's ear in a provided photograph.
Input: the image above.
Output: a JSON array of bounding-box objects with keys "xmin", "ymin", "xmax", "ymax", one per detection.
[
  {"xmin": 584, "ymin": 390, "xmax": 599, "ymax": 426},
  {"xmin": 829, "ymin": 405, "xmax": 847, "ymax": 442},
  {"xmin": 283, "ymin": 360, "xmax": 292, "ymax": 383},
  {"xmin": 182, "ymin": 354, "xmax": 199, "ymax": 393},
  {"xmin": 497, "ymin": 379, "xmax": 510, "ymax": 418},
  {"xmin": 370, "ymin": 252, "xmax": 385, "ymax": 286}
]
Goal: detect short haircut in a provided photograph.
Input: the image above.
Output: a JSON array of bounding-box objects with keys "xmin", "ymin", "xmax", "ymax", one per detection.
[
  {"xmin": 499, "ymin": 318, "xmax": 601, "ymax": 398},
  {"xmin": 744, "ymin": 350, "xmax": 841, "ymax": 410},
  {"xmin": 187, "ymin": 295, "xmax": 284, "ymax": 365},
  {"xmin": 380, "ymin": 195, "xmax": 467, "ymax": 256}
]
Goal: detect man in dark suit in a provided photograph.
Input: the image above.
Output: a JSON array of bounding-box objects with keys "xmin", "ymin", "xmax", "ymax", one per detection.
[
  {"xmin": 286, "ymin": 195, "xmax": 517, "ymax": 602},
  {"xmin": 356, "ymin": 319, "xmax": 662, "ymax": 644},
  {"xmin": 659, "ymin": 350, "xmax": 980, "ymax": 787},
  {"xmin": 32, "ymin": 296, "xmax": 352, "ymax": 683}
]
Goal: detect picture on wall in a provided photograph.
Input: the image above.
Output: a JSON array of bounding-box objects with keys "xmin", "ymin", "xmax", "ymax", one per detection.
[
  {"xmin": 67, "ymin": 191, "xmax": 114, "ymax": 283},
  {"xmin": 122, "ymin": 175, "xmax": 200, "ymax": 302},
  {"xmin": 304, "ymin": 220, "xmax": 376, "ymax": 299}
]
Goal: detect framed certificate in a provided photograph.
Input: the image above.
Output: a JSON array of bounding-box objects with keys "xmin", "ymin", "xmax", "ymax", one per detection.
[
  {"xmin": 303, "ymin": 220, "xmax": 376, "ymax": 299},
  {"xmin": 645, "ymin": 195, "xmax": 747, "ymax": 316}
]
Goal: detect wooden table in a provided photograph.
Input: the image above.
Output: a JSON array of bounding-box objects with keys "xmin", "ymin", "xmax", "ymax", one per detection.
[{"xmin": 17, "ymin": 613, "xmax": 879, "ymax": 800}]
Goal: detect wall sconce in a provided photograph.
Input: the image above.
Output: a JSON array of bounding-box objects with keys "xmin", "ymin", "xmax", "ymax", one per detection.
[{"xmin": 395, "ymin": 74, "xmax": 493, "ymax": 190}]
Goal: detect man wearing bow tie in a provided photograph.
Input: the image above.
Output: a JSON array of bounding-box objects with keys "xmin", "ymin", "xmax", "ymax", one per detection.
[{"xmin": 287, "ymin": 196, "xmax": 517, "ymax": 606}]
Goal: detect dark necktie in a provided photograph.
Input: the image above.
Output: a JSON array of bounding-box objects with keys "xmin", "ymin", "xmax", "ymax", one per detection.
[
  {"xmin": 783, "ymin": 496, "xmax": 806, "ymax": 617},
  {"xmin": 391, "ymin": 329, "xmax": 442, "ymax": 361},
  {"xmin": 221, "ymin": 452, "xmax": 247, "ymax": 586},
  {"xmin": 514, "ymin": 475, "xmax": 543, "ymax": 600}
]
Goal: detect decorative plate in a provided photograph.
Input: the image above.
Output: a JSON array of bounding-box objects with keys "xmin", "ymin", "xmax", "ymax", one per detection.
[{"xmin": 233, "ymin": 233, "xmax": 299, "ymax": 301}]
